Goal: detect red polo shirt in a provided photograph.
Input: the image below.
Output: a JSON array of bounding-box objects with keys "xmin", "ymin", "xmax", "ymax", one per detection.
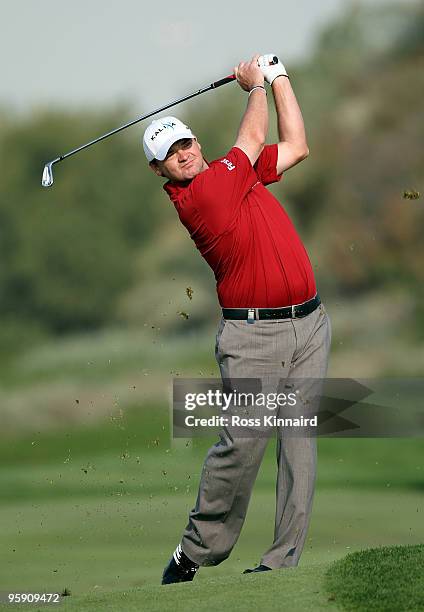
[{"xmin": 164, "ymin": 145, "xmax": 316, "ymax": 308}]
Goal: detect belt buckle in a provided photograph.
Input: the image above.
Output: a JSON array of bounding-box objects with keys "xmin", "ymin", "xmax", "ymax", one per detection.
[
  {"xmin": 247, "ymin": 308, "xmax": 255, "ymax": 324},
  {"xmin": 291, "ymin": 304, "xmax": 296, "ymax": 319}
]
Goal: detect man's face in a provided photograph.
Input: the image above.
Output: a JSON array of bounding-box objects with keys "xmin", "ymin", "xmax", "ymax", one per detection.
[{"xmin": 150, "ymin": 138, "xmax": 208, "ymax": 183}]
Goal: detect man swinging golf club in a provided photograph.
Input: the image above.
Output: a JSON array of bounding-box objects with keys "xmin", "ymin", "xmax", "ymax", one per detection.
[{"xmin": 143, "ymin": 54, "xmax": 332, "ymax": 584}]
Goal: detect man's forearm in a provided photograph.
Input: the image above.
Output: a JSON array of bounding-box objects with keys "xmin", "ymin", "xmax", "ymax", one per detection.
[
  {"xmin": 272, "ymin": 77, "xmax": 308, "ymax": 152},
  {"xmin": 237, "ymin": 88, "xmax": 268, "ymax": 147},
  {"xmin": 233, "ymin": 56, "xmax": 269, "ymax": 164}
]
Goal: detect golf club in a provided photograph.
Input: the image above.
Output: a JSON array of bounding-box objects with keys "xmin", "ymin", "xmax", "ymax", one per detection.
[{"xmin": 41, "ymin": 57, "xmax": 278, "ymax": 187}]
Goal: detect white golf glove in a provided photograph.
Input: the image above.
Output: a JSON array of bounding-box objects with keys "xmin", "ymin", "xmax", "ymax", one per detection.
[{"xmin": 257, "ymin": 54, "xmax": 288, "ymax": 84}]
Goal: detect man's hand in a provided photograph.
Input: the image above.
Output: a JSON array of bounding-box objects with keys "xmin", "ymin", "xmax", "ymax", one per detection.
[
  {"xmin": 234, "ymin": 55, "xmax": 265, "ymax": 92},
  {"xmin": 258, "ymin": 54, "xmax": 288, "ymax": 85}
]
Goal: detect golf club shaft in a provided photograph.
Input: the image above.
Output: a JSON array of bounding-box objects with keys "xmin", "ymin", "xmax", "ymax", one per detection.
[
  {"xmin": 52, "ymin": 75, "xmax": 236, "ymax": 165},
  {"xmin": 42, "ymin": 56, "xmax": 278, "ymax": 186}
]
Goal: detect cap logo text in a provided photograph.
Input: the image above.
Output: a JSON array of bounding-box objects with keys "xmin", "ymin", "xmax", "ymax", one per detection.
[{"xmin": 150, "ymin": 122, "xmax": 177, "ymax": 141}]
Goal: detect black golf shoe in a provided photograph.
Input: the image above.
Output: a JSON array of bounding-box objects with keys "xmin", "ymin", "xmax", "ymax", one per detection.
[
  {"xmin": 161, "ymin": 544, "xmax": 199, "ymax": 585},
  {"xmin": 243, "ymin": 564, "xmax": 272, "ymax": 574}
]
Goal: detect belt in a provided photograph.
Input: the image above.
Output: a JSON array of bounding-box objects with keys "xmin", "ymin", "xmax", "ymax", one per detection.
[{"xmin": 222, "ymin": 294, "xmax": 321, "ymax": 322}]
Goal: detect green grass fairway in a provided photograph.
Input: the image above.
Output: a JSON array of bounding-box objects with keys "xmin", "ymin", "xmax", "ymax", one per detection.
[
  {"xmin": 58, "ymin": 564, "xmax": 336, "ymax": 612},
  {"xmin": 325, "ymin": 544, "xmax": 424, "ymax": 611},
  {"xmin": 1, "ymin": 487, "xmax": 422, "ymax": 595},
  {"xmin": 1, "ymin": 407, "xmax": 423, "ymax": 610},
  {"xmin": 1, "ymin": 564, "xmax": 335, "ymax": 612},
  {"xmin": 3, "ymin": 545, "xmax": 424, "ymax": 612}
]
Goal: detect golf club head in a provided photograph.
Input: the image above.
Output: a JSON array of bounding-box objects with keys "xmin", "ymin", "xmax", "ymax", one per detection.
[{"xmin": 42, "ymin": 162, "xmax": 54, "ymax": 187}]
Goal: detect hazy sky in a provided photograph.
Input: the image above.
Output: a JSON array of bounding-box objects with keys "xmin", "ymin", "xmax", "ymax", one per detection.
[{"xmin": 1, "ymin": 0, "xmax": 406, "ymax": 115}]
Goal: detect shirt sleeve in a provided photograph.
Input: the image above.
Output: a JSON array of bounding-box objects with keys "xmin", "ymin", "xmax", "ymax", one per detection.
[
  {"xmin": 253, "ymin": 144, "xmax": 283, "ymax": 186},
  {"xmin": 189, "ymin": 147, "xmax": 258, "ymax": 236}
]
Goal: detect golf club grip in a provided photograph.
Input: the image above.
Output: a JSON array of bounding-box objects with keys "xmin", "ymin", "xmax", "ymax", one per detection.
[
  {"xmin": 212, "ymin": 56, "xmax": 278, "ymax": 89},
  {"xmin": 212, "ymin": 75, "xmax": 236, "ymax": 89}
]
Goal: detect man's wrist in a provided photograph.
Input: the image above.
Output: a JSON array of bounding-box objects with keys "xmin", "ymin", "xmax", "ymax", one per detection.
[
  {"xmin": 271, "ymin": 74, "xmax": 290, "ymax": 86},
  {"xmin": 248, "ymin": 85, "xmax": 266, "ymax": 97}
]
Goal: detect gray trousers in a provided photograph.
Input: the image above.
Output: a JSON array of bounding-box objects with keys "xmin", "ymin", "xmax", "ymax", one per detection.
[{"xmin": 181, "ymin": 302, "xmax": 332, "ymax": 569}]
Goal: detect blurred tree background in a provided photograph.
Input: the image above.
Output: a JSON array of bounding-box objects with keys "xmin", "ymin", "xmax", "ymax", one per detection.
[{"xmin": 0, "ymin": 1, "xmax": 423, "ymax": 430}]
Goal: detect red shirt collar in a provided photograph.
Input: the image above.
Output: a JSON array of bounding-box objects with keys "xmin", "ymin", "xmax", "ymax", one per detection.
[
  {"xmin": 163, "ymin": 179, "xmax": 192, "ymax": 203},
  {"xmin": 163, "ymin": 157, "xmax": 210, "ymax": 203}
]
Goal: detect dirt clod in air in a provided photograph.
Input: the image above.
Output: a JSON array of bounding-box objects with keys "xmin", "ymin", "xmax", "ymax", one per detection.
[
  {"xmin": 186, "ymin": 287, "xmax": 194, "ymax": 300},
  {"xmin": 403, "ymin": 189, "xmax": 420, "ymax": 200}
]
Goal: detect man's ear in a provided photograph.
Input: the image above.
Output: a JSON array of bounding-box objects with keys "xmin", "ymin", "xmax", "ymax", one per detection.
[
  {"xmin": 149, "ymin": 160, "xmax": 163, "ymax": 177},
  {"xmin": 193, "ymin": 136, "xmax": 201, "ymax": 151}
]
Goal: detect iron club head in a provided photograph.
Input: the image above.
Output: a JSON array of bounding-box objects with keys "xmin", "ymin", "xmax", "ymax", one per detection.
[{"xmin": 42, "ymin": 162, "xmax": 54, "ymax": 187}]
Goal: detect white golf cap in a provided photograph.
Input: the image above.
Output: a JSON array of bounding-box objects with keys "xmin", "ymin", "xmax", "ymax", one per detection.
[{"xmin": 143, "ymin": 116, "xmax": 195, "ymax": 162}]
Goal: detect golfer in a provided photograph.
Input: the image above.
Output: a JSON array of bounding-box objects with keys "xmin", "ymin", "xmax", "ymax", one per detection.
[{"xmin": 143, "ymin": 54, "xmax": 331, "ymax": 584}]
